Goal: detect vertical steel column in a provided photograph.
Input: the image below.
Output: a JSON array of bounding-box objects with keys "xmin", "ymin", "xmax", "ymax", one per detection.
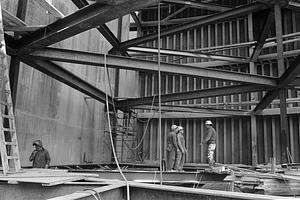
[
  {"xmin": 248, "ymin": 12, "xmax": 258, "ymax": 166},
  {"xmin": 275, "ymin": 2, "xmax": 288, "ymax": 163},
  {"xmin": 9, "ymin": 0, "xmax": 28, "ymax": 107}
]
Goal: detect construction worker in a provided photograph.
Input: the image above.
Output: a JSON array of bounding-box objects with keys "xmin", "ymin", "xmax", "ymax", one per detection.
[
  {"xmin": 29, "ymin": 140, "xmax": 51, "ymax": 168},
  {"xmin": 175, "ymin": 126, "xmax": 187, "ymax": 171},
  {"xmin": 166, "ymin": 124, "xmax": 179, "ymax": 171},
  {"xmin": 200, "ymin": 120, "xmax": 217, "ymax": 168}
]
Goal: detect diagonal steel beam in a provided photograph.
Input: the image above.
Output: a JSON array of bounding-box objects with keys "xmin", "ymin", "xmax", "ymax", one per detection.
[
  {"xmin": 128, "ymin": 46, "xmax": 248, "ymax": 63},
  {"xmin": 119, "ymin": 2, "xmax": 268, "ymax": 49},
  {"xmin": 70, "ymin": 0, "xmax": 129, "ymax": 56},
  {"xmin": 163, "ymin": 0, "xmax": 232, "ymax": 12},
  {"xmin": 250, "ymin": 9, "xmax": 274, "ymax": 61},
  {"xmin": 20, "ymin": 58, "xmax": 116, "ymax": 107},
  {"xmin": 116, "ymin": 84, "xmax": 274, "ymax": 107},
  {"xmin": 26, "ymin": 47, "xmax": 278, "ymax": 86},
  {"xmin": 253, "ymin": 54, "xmax": 300, "ymax": 112},
  {"xmin": 13, "ymin": 0, "xmax": 158, "ymax": 53}
]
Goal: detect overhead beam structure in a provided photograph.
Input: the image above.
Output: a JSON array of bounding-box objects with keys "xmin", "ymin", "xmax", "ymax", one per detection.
[
  {"xmin": 118, "ymin": 2, "xmax": 268, "ymax": 49},
  {"xmin": 117, "ymin": 84, "xmax": 274, "ymax": 107},
  {"xmin": 26, "ymin": 47, "xmax": 278, "ymax": 86},
  {"xmin": 70, "ymin": 0, "xmax": 129, "ymax": 56},
  {"xmin": 11, "ymin": 0, "xmax": 158, "ymax": 53}
]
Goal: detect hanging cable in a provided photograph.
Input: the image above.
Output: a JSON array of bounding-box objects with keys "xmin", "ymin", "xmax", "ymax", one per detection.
[
  {"xmin": 104, "ymin": 54, "xmax": 130, "ymax": 200},
  {"xmin": 157, "ymin": 0, "xmax": 163, "ymax": 185}
]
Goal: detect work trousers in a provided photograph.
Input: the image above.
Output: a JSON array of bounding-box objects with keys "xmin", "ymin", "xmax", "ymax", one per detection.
[
  {"xmin": 166, "ymin": 149, "xmax": 176, "ymax": 170},
  {"xmin": 207, "ymin": 143, "xmax": 216, "ymax": 168},
  {"xmin": 174, "ymin": 151, "xmax": 185, "ymax": 171}
]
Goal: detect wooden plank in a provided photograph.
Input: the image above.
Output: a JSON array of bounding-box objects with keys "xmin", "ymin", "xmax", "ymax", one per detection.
[
  {"xmin": 193, "ymin": 119, "xmax": 196, "ymax": 162},
  {"xmin": 238, "ymin": 118, "xmax": 243, "ymax": 163},
  {"xmin": 231, "ymin": 119, "xmax": 235, "ymax": 163},
  {"xmin": 251, "ymin": 115, "xmax": 257, "ymax": 166},
  {"xmin": 271, "ymin": 117, "xmax": 276, "ymax": 161},
  {"xmin": 200, "ymin": 120, "xmax": 204, "ymax": 163},
  {"xmin": 223, "ymin": 118, "xmax": 227, "ymax": 163},
  {"xmin": 263, "ymin": 117, "xmax": 268, "ymax": 162}
]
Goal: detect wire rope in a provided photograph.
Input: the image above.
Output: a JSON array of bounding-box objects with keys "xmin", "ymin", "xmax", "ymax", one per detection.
[{"xmin": 157, "ymin": 0, "xmax": 163, "ymax": 185}]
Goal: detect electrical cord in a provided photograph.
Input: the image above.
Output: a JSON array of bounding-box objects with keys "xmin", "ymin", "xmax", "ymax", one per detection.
[{"xmin": 104, "ymin": 54, "xmax": 130, "ymax": 200}]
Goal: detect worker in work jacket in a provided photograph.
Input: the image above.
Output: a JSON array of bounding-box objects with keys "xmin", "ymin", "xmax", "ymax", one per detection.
[
  {"xmin": 166, "ymin": 125, "xmax": 179, "ymax": 171},
  {"xmin": 29, "ymin": 140, "xmax": 51, "ymax": 168},
  {"xmin": 174, "ymin": 126, "xmax": 187, "ymax": 171},
  {"xmin": 201, "ymin": 120, "xmax": 217, "ymax": 168}
]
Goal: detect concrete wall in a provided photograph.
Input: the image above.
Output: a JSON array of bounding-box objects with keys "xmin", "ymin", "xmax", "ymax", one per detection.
[{"xmin": 3, "ymin": 0, "xmax": 136, "ymax": 166}]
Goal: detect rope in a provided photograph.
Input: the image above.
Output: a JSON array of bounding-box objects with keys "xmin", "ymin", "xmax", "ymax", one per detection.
[
  {"xmin": 157, "ymin": 0, "xmax": 163, "ymax": 185},
  {"xmin": 104, "ymin": 54, "xmax": 130, "ymax": 200}
]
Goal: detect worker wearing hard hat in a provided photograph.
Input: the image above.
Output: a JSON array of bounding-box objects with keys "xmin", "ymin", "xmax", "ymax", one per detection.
[
  {"xmin": 29, "ymin": 140, "xmax": 51, "ymax": 168},
  {"xmin": 174, "ymin": 126, "xmax": 187, "ymax": 171},
  {"xmin": 166, "ymin": 125, "xmax": 179, "ymax": 171},
  {"xmin": 200, "ymin": 120, "xmax": 217, "ymax": 168}
]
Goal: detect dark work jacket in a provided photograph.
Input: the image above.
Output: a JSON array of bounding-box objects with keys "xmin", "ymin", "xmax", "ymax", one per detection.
[
  {"xmin": 29, "ymin": 148, "xmax": 51, "ymax": 168},
  {"xmin": 204, "ymin": 126, "xmax": 217, "ymax": 144}
]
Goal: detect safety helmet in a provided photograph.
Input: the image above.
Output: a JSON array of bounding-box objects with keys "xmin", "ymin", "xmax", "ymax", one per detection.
[
  {"xmin": 177, "ymin": 126, "xmax": 183, "ymax": 131},
  {"xmin": 171, "ymin": 125, "xmax": 177, "ymax": 130},
  {"xmin": 205, "ymin": 120, "xmax": 213, "ymax": 125},
  {"xmin": 32, "ymin": 140, "xmax": 43, "ymax": 147}
]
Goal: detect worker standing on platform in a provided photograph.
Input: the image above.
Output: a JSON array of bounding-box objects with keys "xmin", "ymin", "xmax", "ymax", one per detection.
[
  {"xmin": 201, "ymin": 120, "xmax": 217, "ymax": 169},
  {"xmin": 175, "ymin": 126, "xmax": 187, "ymax": 171},
  {"xmin": 166, "ymin": 125, "xmax": 179, "ymax": 171},
  {"xmin": 29, "ymin": 140, "xmax": 51, "ymax": 169}
]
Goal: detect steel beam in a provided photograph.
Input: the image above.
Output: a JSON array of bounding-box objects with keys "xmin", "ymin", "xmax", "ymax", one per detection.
[
  {"xmin": 130, "ymin": 15, "xmax": 210, "ymax": 30},
  {"xmin": 70, "ymin": 0, "xmax": 129, "ymax": 56},
  {"xmin": 20, "ymin": 58, "xmax": 116, "ymax": 107},
  {"xmin": 253, "ymin": 54, "xmax": 300, "ymax": 113},
  {"xmin": 250, "ymin": 9, "xmax": 274, "ymax": 61},
  {"xmin": 163, "ymin": 0, "xmax": 232, "ymax": 12},
  {"xmin": 13, "ymin": 0, "xmax": 158, "ymax": 53},
  {"xmin": 117, "ymin": 84, "xmax": 273, "ymax": 107},
  {"xmin": 27, "ymin": 47, "xmax": 278, "ymax": 86},
  {"xmin": 128, "ymin": 46, "xmax": 248, "ymax": 63},
  {"xmin": 119, "ymin": 2, "xmax": 267, "ymax": 49},
  {"xmin": 132, "ymin": 105, "xmax": 249, "ymax": 116}
]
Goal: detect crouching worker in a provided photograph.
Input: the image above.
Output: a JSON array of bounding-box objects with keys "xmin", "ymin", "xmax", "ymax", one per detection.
[{"xmin": 29, "ymin": 140, "xmax": 51, "ymax": 168}]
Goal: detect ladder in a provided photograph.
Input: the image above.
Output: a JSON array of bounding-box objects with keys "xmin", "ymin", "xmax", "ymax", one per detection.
[{"xmin": 0, "ymin": 3, "xmax": 21, "ymax": 175}]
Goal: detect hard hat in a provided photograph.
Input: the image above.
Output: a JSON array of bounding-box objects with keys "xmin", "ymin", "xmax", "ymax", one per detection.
[
  {"xmin": 177, "ymin": 126, "xmax": 183, "ymax": 131},
  {"xmin": 32, "ymin": 140, "xmax": 43, "ymax": 147},
  {"xmin": 171, "ymin": 125, "xmax": 177, "ymax": 130},
  {"xmin": 205, "ymin": 120, "xmax": 213, "ymax": 125}
]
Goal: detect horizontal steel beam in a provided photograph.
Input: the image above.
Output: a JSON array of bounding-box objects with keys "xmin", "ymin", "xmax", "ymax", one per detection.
[
  {"xmin": 163, "ymin": 0, "xmax": 232, "ymax": 12},
  {"xmin": 120, "ymin": 2, "xmax": 267, "ymax": 49},
  {"xmin": 137, "ymin": 111, "xmax": 236, "ymax": 118},
  {"xmin": 128, "ymin": 46, "xmax": 248, "ymax": 63},
  {"xmin": 20, "ymin": 58, "xmax": 116, "ymax": 107},
  {"xmin": 13, "ymin": 0, "xmax": 158, "ymax": 53},
  {"xmin": 27, "ymin": 48, "xmax": 278, "ymax": 86},
  {"xmin": 132, "ymin": 105, "xmax": 249, "ymax": 116},
  {"xmin": 117, "ymin": 84, "xmax": 273, "ymax": 107}
]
